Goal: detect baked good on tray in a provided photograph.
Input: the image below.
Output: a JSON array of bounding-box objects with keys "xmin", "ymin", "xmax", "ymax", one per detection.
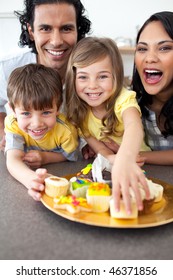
[
  {"xmin": 69, "ymin": 177, "xmax": 92, "ymax": 198},
  {"xmin": 44, "ymin": 176, "xmax": 69, "ymax": 198},
  {"xmin": 86, "ymin": 182, "xmax": 112, "ymax": 212},
  {"xmin": 109, "ymin": 198, "xmax": 138, "ymax": 219},
  {"xmin": 54, "ymin": 195, "xmax": 92, "ymax": 214}
]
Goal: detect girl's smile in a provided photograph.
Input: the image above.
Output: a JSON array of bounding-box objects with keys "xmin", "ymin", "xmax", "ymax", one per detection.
[{"xmin": 75, "ymin": 56, "xmax": 114, "ymax": 110}]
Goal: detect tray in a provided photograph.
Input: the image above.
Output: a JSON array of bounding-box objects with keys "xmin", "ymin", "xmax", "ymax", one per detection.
[{"xmin": 41, "ymin": 176, "xmax": 173, "ymax": 228}]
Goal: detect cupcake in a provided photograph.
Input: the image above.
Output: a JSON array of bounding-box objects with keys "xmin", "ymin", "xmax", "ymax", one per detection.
[
  {"xmin": 109, "ymin": 198, "xmax": 138, "ymax": 219},
  {"xmin": 44, "ymin": 176, "xmax": 69, "ymax": 198},
  {"xmin": 54, "ymin": 195, "xmax": 92, "ymax": 214},
  {"xmin": 69, "ymin": 177, "xmax": 92, "ymax": 198},
  {"xmin": 86, "ymin": 182, "xmax": 112, "ymax": 212}
]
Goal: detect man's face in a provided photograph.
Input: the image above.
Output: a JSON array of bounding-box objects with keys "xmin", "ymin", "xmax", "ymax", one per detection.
[{"xmin": 28, "ymin": 3, "xmax": 78, "ymax": 80}]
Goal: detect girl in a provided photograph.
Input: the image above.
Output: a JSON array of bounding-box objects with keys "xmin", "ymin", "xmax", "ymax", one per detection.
[
  {"xmin": 132, "ymin": 11, "xmax": 173, "ymax": 165},
  {"xmin": 65, "ymin": 37, "xmax": 150, "ymax": 214}
]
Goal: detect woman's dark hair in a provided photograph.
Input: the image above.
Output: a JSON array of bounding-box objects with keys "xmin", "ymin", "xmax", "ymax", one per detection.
[
  {"xmin": 132, "ymin": 11, "xmax": 173, "ymax": 136},
  {"xmin": 14, "ymin": 0, "xmax": 91, "ymax": 54}
]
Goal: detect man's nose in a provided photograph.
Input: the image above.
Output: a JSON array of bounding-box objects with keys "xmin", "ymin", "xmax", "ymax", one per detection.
[{"xmin": 49, "ymin": 29, "xmax": 63, "ymax": 47}]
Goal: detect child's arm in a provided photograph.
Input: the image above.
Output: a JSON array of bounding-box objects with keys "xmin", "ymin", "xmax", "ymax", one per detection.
[
  {"xmin": 23, "ymin": 150, "xmax": 67, "ymax": 168},
  {"xmin": 85, "ymin": 135, "xmax": 116, "ymax": 163},
  {"xmin": 139, "ymin": 150, "xmax": 173, "ymax": 165},
  {"xmin": 111, "ymin": 107, "xmax": 150, "ymax": 214},
  {"xmin": 6, "ymin": 149, "xmax": 47, "ymax": 200}
]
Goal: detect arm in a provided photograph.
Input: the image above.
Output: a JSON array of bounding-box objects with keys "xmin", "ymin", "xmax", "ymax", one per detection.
[
  {"xmin": 111, "ymin": 107, "xmax": 150, "ymax": 214},
  {"xmin": 23, "ymin": 150, "xmax": 67, "ymax": 168},
  {"xmin": 85, "ymin": 135, "xmax": 116, "ymax": 164},
  {"xmin": 140, "ymin": 150, "xmax": 173, "ymax": 165},
  {"xmin": 0, "ymin": 112, "xmax": 6, "ymax": 151},
  {"xmin": 6, "ymin": 149, "xmax": 47, "ymax": 200}
]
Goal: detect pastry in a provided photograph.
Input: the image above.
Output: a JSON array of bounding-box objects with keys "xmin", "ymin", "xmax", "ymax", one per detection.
[
  {"xmin": 69, "ymin": 177, "xmax": 92, "ymax": 198},
  {"xmin": 109, "ymin": 198, "xmax": 138, "ymax": 219},
  {"xmin": 44, "ymin": 176, "xmax": 69, "ymax": 198},
  {"xmin": 54, "ymin": 195, "xmax": 92, "ymax": 214},
  {"xmin": 86, "ymin": 182, "xmax": 112, "ymax": 212}
]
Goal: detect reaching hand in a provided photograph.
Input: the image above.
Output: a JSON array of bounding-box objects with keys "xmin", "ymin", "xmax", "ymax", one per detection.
[
  {"xmin": 111, "ymin": 156, "xmax": 150, "ymax": 215},
  {"xmin": 27, "ymin": 168, "xmax": 48, "ymax": 200}
]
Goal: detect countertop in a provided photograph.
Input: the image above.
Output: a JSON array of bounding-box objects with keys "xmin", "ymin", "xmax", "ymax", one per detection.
[{"xmin": 0, "ymin": 152, "xmax": 173, "ymax": 260}]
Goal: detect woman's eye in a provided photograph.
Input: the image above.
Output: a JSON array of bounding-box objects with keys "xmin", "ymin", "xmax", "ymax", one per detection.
[{"xmin": 136, "ymin": 47, "xmax": 147, "ymax": 52}]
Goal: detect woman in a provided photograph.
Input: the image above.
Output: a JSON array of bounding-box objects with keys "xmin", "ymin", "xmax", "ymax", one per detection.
[{"xmin": 132, "ymin": 11, "xmax": 173, "ymax": 165}]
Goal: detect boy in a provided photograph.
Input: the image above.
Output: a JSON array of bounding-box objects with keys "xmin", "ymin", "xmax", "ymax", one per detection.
[{"xmin": 5, "ymin": 63, "xmax": 79, "ymax": 200}]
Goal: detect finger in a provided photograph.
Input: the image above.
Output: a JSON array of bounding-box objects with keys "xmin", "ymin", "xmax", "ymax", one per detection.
[
  {"xmin": 120, "ymin": 184, "xmax": 132, "ymax": 215},
  {"xmin": 112, "ymin": 183, "xmax": 121, "ymax": 212},
  {"xmin": 36, "ymin": 168, "xmax": 47, "ymax": 178},
  {"xmin": 28, "ymin": 188, "xmax": 42, "ymax": 201}
]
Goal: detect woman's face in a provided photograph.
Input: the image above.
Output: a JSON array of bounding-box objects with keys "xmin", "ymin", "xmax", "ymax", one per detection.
[{"xmin": 135, "ymin": 21, "xmax": 173, "ymax": 99}]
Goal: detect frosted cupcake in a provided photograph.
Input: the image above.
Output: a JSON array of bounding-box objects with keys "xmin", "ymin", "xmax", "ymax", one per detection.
[
  {"xmin": 69, "ymin": 177, "xmax": 92, "ymax": 198},
  {"xmin": 45, "ymin": 176, "xmax": 69, "ymax": 198},
  {"xmin": 86, "ymin": 182, "xmax": 112, "ymax": 212}
]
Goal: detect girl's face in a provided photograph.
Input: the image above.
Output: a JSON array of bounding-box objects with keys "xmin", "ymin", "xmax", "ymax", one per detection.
[
  {"xmin": 135, "ymin": 21, "xmax": 173, "ymax": 99},
  {"xmin": 13, "ymin": 102, "xmax": 58, "ymax": 140},
  {"xmin": 75, "ymin": 56, "xmax": 114, "ymax": 110}
]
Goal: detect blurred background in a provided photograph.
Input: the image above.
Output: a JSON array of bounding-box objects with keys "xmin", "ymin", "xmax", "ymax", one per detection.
[{"xmin": 1, "ymin": 0, "xmax": 173, "ymax": 79}]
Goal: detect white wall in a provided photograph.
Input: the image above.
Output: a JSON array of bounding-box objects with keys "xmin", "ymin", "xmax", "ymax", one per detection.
[{"xmin": 1, "ymin": 0, "xmax": 173, "ymax": 75}]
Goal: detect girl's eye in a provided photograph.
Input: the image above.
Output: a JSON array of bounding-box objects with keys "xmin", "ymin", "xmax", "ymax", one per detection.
[
  {"xmin": 99, "ymin": 75, "xmax": 108, "ymax": 79},
  {"xmin": 77, "ymin": 75, "xmax": 87, "ymax": 80}
]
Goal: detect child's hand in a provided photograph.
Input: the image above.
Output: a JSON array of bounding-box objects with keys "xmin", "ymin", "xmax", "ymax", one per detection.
[
  {"xmin": 23, "ymin": 150, "xmax": 44, "ymax": 168},
  {"xmin": 111, "ymin": 157, "xmax": 150, "ymax": 215},
  {"xmin": 28, "ymin": 168, "xmax": 48, "ymax": 200}
]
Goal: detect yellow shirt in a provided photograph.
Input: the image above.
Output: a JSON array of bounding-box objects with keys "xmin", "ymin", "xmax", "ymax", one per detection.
[
  {"xmin": 83, "ymin": 88, "xmax": 150, "ymax": 152},
  {"xmin": 5, "ymin": 113, "xmax": 79, "ymax": 161}
]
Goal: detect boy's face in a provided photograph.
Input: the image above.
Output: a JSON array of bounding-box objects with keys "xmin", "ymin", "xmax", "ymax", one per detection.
[
  {"xmin": 27, "ymin": 3, "xmax": 78, "ymax": 81},
  {"xmin": 13, "ymin": 102, "xmax": 58, "ymax": 140}
]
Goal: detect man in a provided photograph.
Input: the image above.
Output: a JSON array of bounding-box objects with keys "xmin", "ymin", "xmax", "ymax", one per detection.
[{"xmin": 0, "ymin": 0, "xmax": 91, "ymax": 151}]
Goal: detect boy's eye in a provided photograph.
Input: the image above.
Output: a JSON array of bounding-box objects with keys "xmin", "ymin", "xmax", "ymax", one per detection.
[
  {"xmin": 42, "ymin": 111, "xmax": 52, "ymax": 115},
  {"xmin": 21, "ymin": 112, "xmax": 30, "ymax": 116}
]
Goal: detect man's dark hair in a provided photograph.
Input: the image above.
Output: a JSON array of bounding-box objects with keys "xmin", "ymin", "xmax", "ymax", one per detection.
[{"xmin": 15, "ymin": 0, "xmax": 91, "ymax": 54}]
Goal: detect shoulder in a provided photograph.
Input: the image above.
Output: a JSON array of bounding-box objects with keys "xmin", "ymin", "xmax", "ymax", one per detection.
[
  {"xmin": 0, "ymin": 49, "xmax": 36, "ymax": 77},
  {"xmin": 115, "ymin": 87, "xmax": 140, "ymax": 115},
  {"xmin": 56, "ymin": 114, "xmax": 77, "ymax": 133}
]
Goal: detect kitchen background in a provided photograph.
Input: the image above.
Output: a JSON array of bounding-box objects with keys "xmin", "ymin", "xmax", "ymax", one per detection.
[{"xmin": 0, "ymin": 0, "xmax": 173, "ymax": 78}]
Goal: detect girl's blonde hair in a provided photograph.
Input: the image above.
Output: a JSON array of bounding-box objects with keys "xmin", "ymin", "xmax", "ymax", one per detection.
[
  {"xmin": 65, "ymin": 37, "xmax": 124, "ymax": 137},
  {"xmin": 7, "ymin": 63, "xmax": 63, "ymax": 111}
]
